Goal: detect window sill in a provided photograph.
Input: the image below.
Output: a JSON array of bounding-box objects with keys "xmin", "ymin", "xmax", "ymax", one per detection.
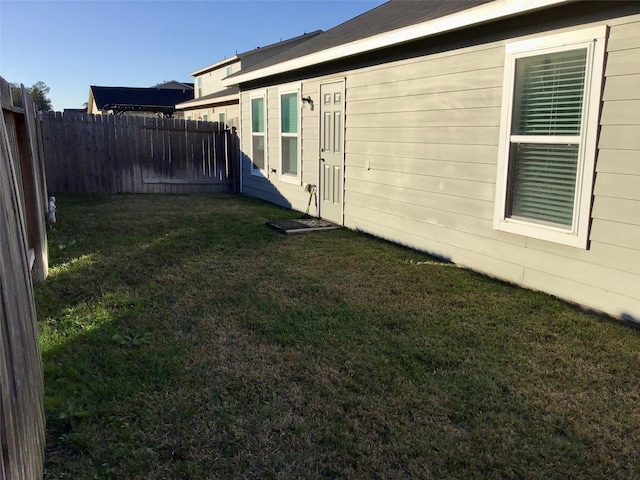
[
  {"xmin": 279, "ymin": 174, "xmax": 301, "ymax": 185},
  {"xmin": 495, "ymin": 218, "xmax": 587, "ymax": 249}
]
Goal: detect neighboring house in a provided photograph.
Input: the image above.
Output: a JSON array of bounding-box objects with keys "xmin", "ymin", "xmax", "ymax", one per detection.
[
  {"xmin": 87, "ymin": 82, "xmax": 194, "ymax": 117},
  {"xmin": 175, "ymin": 31, "xmax": 322, "ymax": 127},
  {"xmin": 63, "ymin": 108, "xmax": 87, "ymax": 116},
  {"xmin": 223, "ymin": 0, "xmax": 640, "ymax": 322},
  {"xmin": 153, "ymin": 80, "xmax": 194, "ymax": 90}
]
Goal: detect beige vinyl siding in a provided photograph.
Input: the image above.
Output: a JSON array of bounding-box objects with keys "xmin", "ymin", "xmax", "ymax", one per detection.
[
  {"xmin": 339, "ymin": 17, "xmax": 640, "ymax": 320},
  {"xmin": 602, "ymin": 75, "xmax": 640, "ymax": 100},
  {"xmin": 196, "ymin": 60, "xmax": 240, "ymax": 98},
  {"xmin": 300, "ymin": 80, "xmax": 319, "ymax": 188},
  {"xmin": 241, "ymin": 85, "xmax": 320, "ymax": 213},
  {"xmin": 239, "ymin": 13, "xmax": 640, "ymax": 320},
  {"xmin": 600, "ymin": 100, "xmax": 640, "ymax": 125},
  {"xmin": 589, "ymin": 15, "xmax": 640, "ymax": 309},
  {"xmin": 342, "ymin": 40, "xmax": 505, "ymax": 261},
  {"xmin": 348, "ymin": 141, "xmax": 499, "ymax": 164},
  {"xmin": 240, "ymin": 90, "xmax": 287, "ymax": 206}
]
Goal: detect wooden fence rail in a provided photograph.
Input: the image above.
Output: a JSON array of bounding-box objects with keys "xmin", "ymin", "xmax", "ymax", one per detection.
[
  {"xmin": 0, "ymin": 77, "xmax": 47, "ymax": 479},
  {"xmin": 41, "ymin": 112, "xmax": 240, "ymax": 194}
]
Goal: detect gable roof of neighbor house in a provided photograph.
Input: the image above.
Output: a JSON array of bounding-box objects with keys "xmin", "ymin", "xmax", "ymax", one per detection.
[
  {"xmin": 224, "ymin": 0, "xmax": 577, "ymax": 85},
  {"xmin": 90, "ymin": 85, "xmax": 194, "ymax": 113},
  {"xmin": 177, "ymin": 30, "xmax": 323, "ymax": 111},
  {"xmin": 189, "ymin": 30, "xmax": 324, "ymax": 77},
  {"xmin": 153, "ymin": 80, "xmax": 194, "ymax": 90}
]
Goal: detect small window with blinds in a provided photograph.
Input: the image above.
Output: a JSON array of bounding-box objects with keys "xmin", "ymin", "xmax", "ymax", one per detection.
[
  {"xmin": 279, "ymin": 86, "xmax": 301, "ymax": 183},
  {"xmin": 494, "ymin": 27, "xmax": 607, "ymax": 248}
]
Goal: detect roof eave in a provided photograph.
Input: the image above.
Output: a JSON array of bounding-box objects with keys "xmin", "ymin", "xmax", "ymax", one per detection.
[
  {"xmin": 175, "ymin": 92, "xmax": 239, "ymax": 109},
  {"xmin": 223, "ymin": 0, "xmax": 575, "ymax": 86},
  {"xmin": 191, "ymin": 55, "xmax": 239, "ymax": 77}
]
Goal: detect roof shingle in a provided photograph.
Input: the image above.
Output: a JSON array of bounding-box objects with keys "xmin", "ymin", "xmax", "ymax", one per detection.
[{"xmin": 231, "ymin": 0, "xmax": 493, "ymax": 79}]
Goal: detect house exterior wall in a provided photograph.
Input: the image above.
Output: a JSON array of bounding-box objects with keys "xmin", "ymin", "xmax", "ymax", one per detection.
[
  {"xmin": 87, "ymin": 98, "xmax": 100, "ymax": 115},
  {"xmin": 184, "ymin": 104, "xmax": 239, "ymax": 127},
  {"xmin": 239, "ymin": 13, "xmax": 640, "ymax": 321},
  {"xmin": 195, "ymin": 60, "xmax": 241, "ymax": 99},
  {"xmin": 240, "ymin": 81, "xmax": 321, "ymax": 211}
]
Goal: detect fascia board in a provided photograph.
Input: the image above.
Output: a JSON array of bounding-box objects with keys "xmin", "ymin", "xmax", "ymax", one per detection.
[
  {"xmin": 175, "ymin": 92, "xmax": 239, "ymax": 109},
  {"xmin": 223, "ymin": 0, "xmax": 574, "ymax": 86}
]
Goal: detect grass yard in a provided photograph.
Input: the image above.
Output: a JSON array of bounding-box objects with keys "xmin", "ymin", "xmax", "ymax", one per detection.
[{"xmin": 37, "ymin": 194, "xmax": 639, "ymax": 479}]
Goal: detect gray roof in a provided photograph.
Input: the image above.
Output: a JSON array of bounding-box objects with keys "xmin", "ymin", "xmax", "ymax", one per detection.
[
  {"xmin": 194, "ymin": 30, "xmax": 323, "ymax": 76},
  {"xmin": 236, "ymin": 30, "xmax": 323, "ymax": 70},
  {"xmin": 230, "ymin": 0, "xmax": 493, "ymax": 80}
]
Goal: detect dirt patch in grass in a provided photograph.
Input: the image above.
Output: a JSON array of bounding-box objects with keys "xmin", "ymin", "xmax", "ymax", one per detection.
[{"xmin": 38, "ymin": 194, "xmax": 640, "ymax": 479}]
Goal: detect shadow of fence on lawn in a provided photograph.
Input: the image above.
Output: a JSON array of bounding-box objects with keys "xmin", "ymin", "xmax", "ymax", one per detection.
[{"xmin": 36, "ymin": 193, "xmax": 301, "ymax": 478}]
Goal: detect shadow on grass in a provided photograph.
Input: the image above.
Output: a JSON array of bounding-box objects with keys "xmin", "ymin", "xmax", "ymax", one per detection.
[
  {"xmin": 37, "ymin": 193, "xmax": 640, "ymax": 479},
  {"xmin": 37, "ymin": 193, "xmax": 300, "ymax": 478}
]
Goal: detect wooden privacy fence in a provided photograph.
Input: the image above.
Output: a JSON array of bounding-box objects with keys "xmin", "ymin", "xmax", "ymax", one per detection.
[
  {"xmin": 41, "ymin": 112, "xmax": 240, "ymax": 194},
  {"xmin": 0, "ymin": 77, "xmax": 47, "ymax": 479}
]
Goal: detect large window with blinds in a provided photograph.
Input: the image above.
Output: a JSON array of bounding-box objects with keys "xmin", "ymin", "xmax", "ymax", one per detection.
[
  {"xmin": 279, "ymin": 87, "xmax": 301, "ymax": 183},
  {"xmin": 250, "ymin": 94, "xmax": 266, "ymax": 175},
  {"xmin": 494, "ymin": 27, "xmax": 606, "ymax": 248}
]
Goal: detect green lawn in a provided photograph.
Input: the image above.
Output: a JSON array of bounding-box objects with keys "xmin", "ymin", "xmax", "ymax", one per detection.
[{"xmin": 37, "ymin": 194, "xmax": 640, "ymax": 479}]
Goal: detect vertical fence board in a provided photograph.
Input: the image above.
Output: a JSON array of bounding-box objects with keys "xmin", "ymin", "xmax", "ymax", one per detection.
[{"xmin": 39, "ymin": 112, "xmax": 239, "ymax": 194}]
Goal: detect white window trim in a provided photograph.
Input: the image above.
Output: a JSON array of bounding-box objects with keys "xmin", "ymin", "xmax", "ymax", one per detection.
[
  {"xmin": 493, "ymin": 26, "xmax": 607, "ymax": 249},
  {"xmin": 278, "ymin": 83, "xmax": 302, "ymax": 185},
  {"xmin": 249, "ymin": 90, "xmax": 267, "ymax": 177}
]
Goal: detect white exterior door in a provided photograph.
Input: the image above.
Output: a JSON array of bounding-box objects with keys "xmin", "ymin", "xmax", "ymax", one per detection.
[{"xmin": 319, "ymin": 81, "xmax": 345, "ymax": 224}]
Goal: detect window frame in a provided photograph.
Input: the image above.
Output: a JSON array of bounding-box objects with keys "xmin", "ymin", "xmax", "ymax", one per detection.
[
  {"xmin": 278, "ymin": 84, "xmax": 302, "ymax": 185},
  {"xmin": 493, "ymin": 26, "xmax": 607, "ymax": 249},
  {"xmin": 249, "ymin": 90, "xmax": 267, "ymax": 177}
]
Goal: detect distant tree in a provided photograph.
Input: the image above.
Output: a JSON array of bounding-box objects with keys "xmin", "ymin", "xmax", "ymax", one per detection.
[
  {"xmin": 30, "ymin": 81, "xmax": 52, "ymax": 111},
  {"xmin": 7, "ymin": 81, "xmax": 53, "ymax": 110}
]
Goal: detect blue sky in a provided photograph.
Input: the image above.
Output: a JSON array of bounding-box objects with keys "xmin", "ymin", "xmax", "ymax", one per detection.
[{"xmin": 0, "ymin": 0, "xmax": 386, "ymax": 110}]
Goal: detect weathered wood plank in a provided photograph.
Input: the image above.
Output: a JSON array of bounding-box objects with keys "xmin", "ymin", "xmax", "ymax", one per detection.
[
  {"xmin": 39, "ymin": 113, "xmax": 237, "ymax": 194},
  {"xmin": 19, "ymin": 85, "xmax": 48, "ymax": 282},
  {"xmin": 0, "ymin": 75, "xmax": 46, "ymax": 480},
  {"xmin": 143, "ymin": 178, "xmax": 225, "ymax": 185}
]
